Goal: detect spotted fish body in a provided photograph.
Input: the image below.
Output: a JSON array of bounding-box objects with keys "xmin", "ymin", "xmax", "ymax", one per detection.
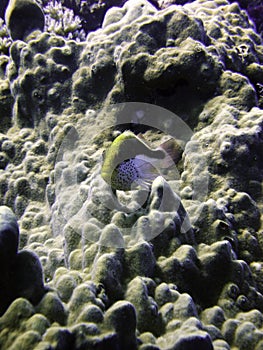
[
  {"xmin": 101, "ymin": 131, "xmax": 183, "ymax": 191},
  {"xmin": 110, "ymin": 157, "xmax": 159, "ymax": 191},
  {"xmin": 111, "ymin": 159, "xmax": 141, "ymax": 191}
]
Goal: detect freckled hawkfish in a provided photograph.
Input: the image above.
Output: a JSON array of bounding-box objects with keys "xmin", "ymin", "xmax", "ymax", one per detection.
[{"xmin": 101, "ymin": 131, "xmax": 183, "ymax": 191}]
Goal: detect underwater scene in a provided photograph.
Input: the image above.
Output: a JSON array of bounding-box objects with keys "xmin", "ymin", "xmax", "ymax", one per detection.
[{"xmin": 0, "ymin": 0, "xmax": 263, "ymax": 349}]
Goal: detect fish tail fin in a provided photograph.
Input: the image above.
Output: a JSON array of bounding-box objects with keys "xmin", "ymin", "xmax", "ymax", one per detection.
[{"xmin": 157, "ymin": 138, "xmax": 184, "ymax": 168}]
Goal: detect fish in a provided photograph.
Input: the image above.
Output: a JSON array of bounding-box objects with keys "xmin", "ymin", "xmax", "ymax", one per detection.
[{"xmin": 101, "ymin": 131, "xmax": 184, "ymax": 191}]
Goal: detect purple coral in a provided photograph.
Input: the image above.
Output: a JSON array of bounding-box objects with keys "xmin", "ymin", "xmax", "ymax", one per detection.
[{"xmin": 44, "ymin": 0, "xmax": 86, "ymax": 40}]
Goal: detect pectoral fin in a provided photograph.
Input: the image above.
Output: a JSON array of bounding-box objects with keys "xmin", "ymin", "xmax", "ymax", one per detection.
[{"xmin": 134, "ymin": 156, "xmax": 160, "ymax": 182}]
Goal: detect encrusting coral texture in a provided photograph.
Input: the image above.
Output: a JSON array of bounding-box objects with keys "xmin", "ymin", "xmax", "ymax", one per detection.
[{"xmin": 0, "ymin": 0, "xmax": 263, "ymax": 349}]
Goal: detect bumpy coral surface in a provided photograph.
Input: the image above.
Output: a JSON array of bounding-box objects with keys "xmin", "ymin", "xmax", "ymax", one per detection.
[{"xmin": 0, "ymin": 0, "xmax": 263, "ymax": 349}]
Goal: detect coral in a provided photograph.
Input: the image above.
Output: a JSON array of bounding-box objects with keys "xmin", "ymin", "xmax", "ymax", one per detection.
[
  {"xmin": 228, "ymin": 0, "xmax": 263, "ymax": 37},
  {"xmin": 158, "ymin": 0, "xmax": 263, "ymax": 38},
  {"xmin": 43, "ymin": 0, "xmax": 86, "ymax": 41},
  {"xmin": 6, "ymin": 33, "xmax": 82, "ymax": 128},
  {"xmin": 36, "ymin": 291, "xmax": 67, "ymax": 325},
  {"xmin": 0, "ymin": 206, "xmax": 46, "ymax": 316},
  {"xmin": 0, "ymin": 19, "xmax": 12, "ymax": 56},
  {"xmin": 0, "ymin": 39, "xmax": 14, "ymax": 131},
  {"xmin": 5, "ymin": 0, "xmax": 45, "ymax": 41},
  {"xmin": 43, "ymin": 0, "xmax": 159, "ymax": 35},
  {"xmin": 104, "ymin": 300, "xmax": 137, "ymax": 349},
  {"xmin": 157, "ymin": 318, "xmax": 214, "ymax": 350}
]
